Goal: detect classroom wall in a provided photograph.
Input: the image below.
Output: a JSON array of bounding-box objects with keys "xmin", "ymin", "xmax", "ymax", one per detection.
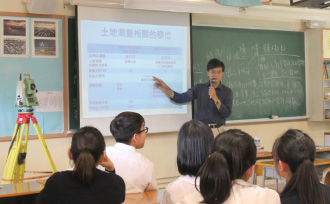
[
  {"xmin": 1, "ymin": 1, "xmax": 330, "ymax": 187},
  {"xmin": 0, "ymin": 0, "xmax": 74, "ymax": 15}
]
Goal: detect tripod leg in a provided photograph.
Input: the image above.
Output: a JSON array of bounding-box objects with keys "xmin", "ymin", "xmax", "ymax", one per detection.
[
  {"xmin": 32, "ymin": 118, "xmax": 57, "ymax": 173},
  {"xmin": 14, "ymin": 123, "xmax": 29, "ymax": 181},
  {"xmin": 2, "ymin": 123, "xmax": 20, "ymax": 184},
  {"xmin": 2, "ymin": 123, "xmax": 27, "ymax": 184}
]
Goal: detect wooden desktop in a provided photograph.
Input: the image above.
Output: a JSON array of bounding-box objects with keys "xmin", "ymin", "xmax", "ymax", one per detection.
[
  {"xmin": 256, "ymin": 147, "xmax": 330, "ymax": 159},
  {"xmin": 0, "ymin": 180, "xmax": 45, "ymax": 204},
  {"xmin": 0, "ymin": 180, "xmax": 160, "ymax": 204}
]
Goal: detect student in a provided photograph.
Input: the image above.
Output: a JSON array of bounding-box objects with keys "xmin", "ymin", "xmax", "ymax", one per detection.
[
  {"xmin": 153, "ymin": 58, "xmax": 233, "ymax": 132},
  {"xmin": 272, "ymin": 129, "xmax": 330, "ymax": 204},
  {"xmin": 162, "ymin": 120, "xmax": 213, "ymax": 204},
  {"xmin": 36, "ymin": 126, "xmax": 125, "ymax": 204},
  {"xmin": 106, "ymin": 111, "xmax": 157, "ymax": 194},
  {"xmin": 186, "ymin": 129, "xmax": 280, "ymax": 204}
]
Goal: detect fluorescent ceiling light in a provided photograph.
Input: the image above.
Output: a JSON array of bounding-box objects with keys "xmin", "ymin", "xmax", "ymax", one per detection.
[
  {"xmin": 215, "ymin": 0, "xmax": 263, "ymax": 7},
  {"xmin": 124, "ymin": 0, "xmax": 239, "ymax": 15},
  {"xmin": 246, "ymin": 5, "xmax": 330, "ymax": 21}
]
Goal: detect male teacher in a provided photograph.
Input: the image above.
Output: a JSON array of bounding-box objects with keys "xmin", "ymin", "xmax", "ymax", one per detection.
[{"xmin": 153, "ymin": 58, "xmax": 233, "ymax": 133}]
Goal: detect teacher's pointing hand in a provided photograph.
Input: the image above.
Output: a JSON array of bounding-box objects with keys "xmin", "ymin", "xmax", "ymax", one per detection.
[{"xmin": 153, "ymin": 76, "xmax": 174, "ymax": 98}]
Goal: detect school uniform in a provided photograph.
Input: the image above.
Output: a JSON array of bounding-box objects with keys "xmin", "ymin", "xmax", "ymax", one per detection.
[
  {"xmin": 106, "ymin": 143, "xmax": 157, "ymax": 194},
  {"xmin": 162, "ymin": 175, "xmax": 200, "ymax": 204},
  {"xmin": 280, "ymin": 184, "xmax": 330, "ymax": 204},
  {"xmin": 36, "ymin": 170, "xmax": 125, "ymax": 204},
  {"xmin": 182, "ymin": 179, "xmax": 280, "ymax": 204}
]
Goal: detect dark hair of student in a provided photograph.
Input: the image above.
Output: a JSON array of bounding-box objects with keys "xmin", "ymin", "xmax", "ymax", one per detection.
[
  {"xmin": 70, "ymin": 126, "xmax": 105, "ymax": 186},
  {"xmin": 196, "ymin": 129, "xmax": 256, "ymax": 204},
  {"xmin": 207, "ymin": 58, "xmax": 225, "ymax": 72},
  {"xmin": 272, "ymin": 129, "xmax": 325, "ymax": 204},
  {"xmin": 110, "ymin": 111, "xmax": 145, "ymax": 144},
  {"xmin": 177, "ymin": 120, "xmax": 213, "ymax": 176}
]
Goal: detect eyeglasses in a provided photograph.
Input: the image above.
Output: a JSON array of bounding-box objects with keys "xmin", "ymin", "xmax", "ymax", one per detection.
[
  {"xmin": 136, "ymin": 127, "xmax": 148, "ymax": 134},
  {"xmin": 209, "ymin": 70, "xmax": 223, "ymax": 75}
]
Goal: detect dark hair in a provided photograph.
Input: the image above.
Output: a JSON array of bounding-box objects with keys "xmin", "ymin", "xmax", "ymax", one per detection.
[
  {"xmin": 197, "ymin": 129, "xmax": 256, "ymax": 204},
  {"xmin": 177, "ymin": 120, "xmax": 213, "ymax": 176},
  {"xmin": 273, "ymin": 129, "xmax": 325, "ymax": 204},
  {"xmin": 71, "ymin": 126, "xmax": 105, "ymax": 186},
  {"xmin": 207, "ymin": 58, "xmax": 225, "ymax": 72},
  {"xmin": 110, "ymin": 111, "xmax": 145, "ymax": 144}
]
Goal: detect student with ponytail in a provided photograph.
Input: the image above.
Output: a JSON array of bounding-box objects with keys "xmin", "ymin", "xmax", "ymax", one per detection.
[
  {"xmin": 272, "ymin": 129, "xmax": 330, "ymax": 204},
  {"xmin": 36, "ymin": 126, "xmax": 125, "ymax": 204},
  {"xmin": 185, "ymin": 129, "xmax": 280, "ymax": 204}
]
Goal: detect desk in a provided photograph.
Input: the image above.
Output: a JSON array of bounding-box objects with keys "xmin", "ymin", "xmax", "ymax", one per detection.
[
  {"xmin": 123, "ymin": 190, "xmax": 159, "ymax": 204},
  {"xmin": 256, "ymin": 158, "xmax": 330, "ymax": 170},
  {"xmin": 256, "ymin": 148, "xmax": 330, "ymax": 160},
  {"xmin": 253, "ymin": 158, "xmax": 330, "ymax": 190},
  {"xmin": 0, "ymin": 180, "xmax": 45, "ymax": 204},
  {"xmin": 316, "ymin": 148, "xmax": 330, "ymax": 159},
  {"xmin": 256, "ymin": 151, "xmax": 272, "ymax": 159},
  {"xmin": 255, "ymin": 158, "xmax": 330, "ymax": 179},
  {"xmin": 1, "ymin": 181, "xmax": 159, "ymax": 204}
]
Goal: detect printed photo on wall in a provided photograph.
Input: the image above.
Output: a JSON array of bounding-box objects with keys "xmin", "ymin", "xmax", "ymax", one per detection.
[
  {"xmin": 34, "ymin": 39, "xmax": 56, "ymax": 56},
  {"xmin": 4, "ymin": 38, "xmax": 27, "ymax": 55},
  {"xmin": 34, "ymin": 21, "xmax": 56, "ymax": 37},
  {"xmin": 1, "ymin": 17, "xmax": 29, "ymax": 57},
  {"xmin": 32, "ymin": 19, "xmax": 58, "ymax": 58},
  {"xmin": 3, "ymin": 19, "xmax": 26, "ymax": 36}
]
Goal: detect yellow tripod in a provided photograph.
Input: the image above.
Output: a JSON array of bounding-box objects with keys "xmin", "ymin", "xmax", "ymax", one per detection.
[{"xmin": 2, "ymin": 111, "xmax": 57, "ymax": 184}]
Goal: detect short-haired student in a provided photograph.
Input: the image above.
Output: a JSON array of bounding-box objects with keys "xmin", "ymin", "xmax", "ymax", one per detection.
[
  {"xmin": 36, "ymin": 126, "xmax": 125, "ymax": 204},
  {"xmin": 185, "ymin": 129, "xmax": 280, "ymax": 204},
  {"xmin": 162, "ymin": 120, "xmax": 213, "ymax": 204},
  {"xmin": 272, "ymin": 129, "xmax": 330, "ymax": 204},
  {"xmin": 106, "ymin": 111, "xmax": 157, "ymax": 194}
]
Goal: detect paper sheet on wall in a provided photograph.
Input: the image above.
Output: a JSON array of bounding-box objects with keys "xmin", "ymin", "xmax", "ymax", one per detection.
[
  {"xmin": 36, "ymin": 91, "xmax": 63, "ymax": 112},
  {"xmin": 327, "ymin": 34, "xmax": 330, "ymax": 57}
]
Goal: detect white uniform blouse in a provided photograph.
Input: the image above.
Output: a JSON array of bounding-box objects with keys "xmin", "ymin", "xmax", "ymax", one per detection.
[
  {"xmin": 162, "ymin": 175, "xmax": 200, "ymax": 204},
  {"xmin": 182, "ymin": 179, "xmax": 280, "ymax": 204},
  {"xmin": 106, "ymin": 143, "xmax": 157, "ymax": 194}
]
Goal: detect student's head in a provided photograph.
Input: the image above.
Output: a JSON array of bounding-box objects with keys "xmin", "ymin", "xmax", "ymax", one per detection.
[
  {"xmin": 206, "ymin": 58, "xmax": 225, "ymax": 84},
  {"xmin": 197, "ymin": 129, "xmax": 256, "ymax": 204},
  {"xmin": 70, "ymin": 126, "xmax": 105, "ymax": 185},
  {"xmin": 110, "ymin": 111, "xmax": 147, "ymax": 149},
  {"xmin": 272, "ymin": 129, "xmax": 325, "ymax": 204},
  {"xmin": 177, "ymin": 120, "xmax": 213, "ymax": 177}
]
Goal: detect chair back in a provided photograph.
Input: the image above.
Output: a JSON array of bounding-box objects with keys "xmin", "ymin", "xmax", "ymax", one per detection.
[{"xmin": 322, "ymin": 168, "xmax": 330, "ymax": 185}]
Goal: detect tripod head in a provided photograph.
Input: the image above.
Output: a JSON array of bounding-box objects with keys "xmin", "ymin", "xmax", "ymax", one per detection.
[{"xmin": 15, "ymin": 73, "xmax": 39, "ymax": 113}]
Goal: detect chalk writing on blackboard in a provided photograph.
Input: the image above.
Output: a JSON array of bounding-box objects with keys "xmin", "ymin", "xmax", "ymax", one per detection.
[{"xmin": 192, "ymin": 26, "xmax": 305, "ymax": 120}]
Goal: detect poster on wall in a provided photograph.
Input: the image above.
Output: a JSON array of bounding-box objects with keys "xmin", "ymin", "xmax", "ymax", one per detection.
[
  {"xmin": 0, "ymin": 17, "xmax": 29, "ymax": 57},
  {"xmin": 32, "ymin": 19, "xmax": 58, "ymax": 58},
  {"xmin": 323, "ymin": 29, "xmax": 330, "ymax": 59}
]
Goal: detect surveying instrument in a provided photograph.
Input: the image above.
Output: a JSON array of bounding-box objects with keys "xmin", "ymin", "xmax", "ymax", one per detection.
[{"xmin": 2, "ymin": 74, "xmax": 57, "ymax": 184}]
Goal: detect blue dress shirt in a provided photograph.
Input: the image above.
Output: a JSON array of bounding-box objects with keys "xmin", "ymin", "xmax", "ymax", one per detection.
[{"xmin": 171, "ymin": 81, "xmax": 233, "ymax": 125}]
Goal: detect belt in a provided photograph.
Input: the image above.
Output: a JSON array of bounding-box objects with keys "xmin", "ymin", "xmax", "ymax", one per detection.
[{"xmin": 209, "ymin": 124, "xmax": 223, "ymax": 128}]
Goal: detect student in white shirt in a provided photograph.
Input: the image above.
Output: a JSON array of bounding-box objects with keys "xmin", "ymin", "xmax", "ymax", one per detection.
[
  {"xmin": 106, "ymin": 111, "xmax": 157, "ymax": 194},
  {"xmin": 189, "ymin": 129, "xmax": 280, "ymax": 204},
  {"xmin": 162, "ymin": 120, "xmax": 213, "ymax": 204}
]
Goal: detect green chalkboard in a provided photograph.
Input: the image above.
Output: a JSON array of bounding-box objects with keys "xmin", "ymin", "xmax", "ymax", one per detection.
[{"xmin": 192, "ymin": 26, "xmax": 306, "ymax": 121}]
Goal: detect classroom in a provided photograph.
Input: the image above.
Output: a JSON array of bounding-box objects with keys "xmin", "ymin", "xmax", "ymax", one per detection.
[{"xmin": 1, "ymin": 0, "xmax": 330, "ymax": 203}]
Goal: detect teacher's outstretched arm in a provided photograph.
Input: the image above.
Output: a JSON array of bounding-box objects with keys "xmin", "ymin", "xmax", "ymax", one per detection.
[{"xmin": 153, "ymin": 76, "xmax": 174, "ymax": 99}]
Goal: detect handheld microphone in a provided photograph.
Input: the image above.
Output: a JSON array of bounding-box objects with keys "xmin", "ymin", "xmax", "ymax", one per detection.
[
  {"xmin": 210, "ymin": 79, "xmax": 215, "ymax": 99},
  {"xmin": 210, "ymin": 79, "xmax": 215, "ymax": 87}
]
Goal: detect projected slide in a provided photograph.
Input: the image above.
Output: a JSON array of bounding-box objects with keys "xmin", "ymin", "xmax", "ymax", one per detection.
[{"xmin": 81, "ymin": 20, "xmax": 188, "ymax": 118}]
